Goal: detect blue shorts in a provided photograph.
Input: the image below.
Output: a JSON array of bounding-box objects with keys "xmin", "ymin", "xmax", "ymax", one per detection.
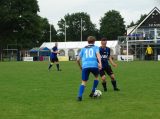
[{"xmin": 82, "ymin": 68, "xmax": 99, "ymax": 81}]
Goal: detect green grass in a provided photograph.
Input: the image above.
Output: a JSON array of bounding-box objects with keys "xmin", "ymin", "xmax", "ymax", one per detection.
[{"xmin": 0, "ymin": 61, "xmax": 160, "ymax": 119}]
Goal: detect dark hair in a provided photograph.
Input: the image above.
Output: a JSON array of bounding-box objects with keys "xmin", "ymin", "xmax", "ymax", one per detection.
[{"xmin": 101, "ymin": 37, "xmax": 107, "ymax": 41}]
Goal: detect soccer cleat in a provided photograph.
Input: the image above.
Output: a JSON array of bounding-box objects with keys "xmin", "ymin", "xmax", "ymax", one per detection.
[
  {"xmin": 58, "ymin": 69, "xmax": 62, "ymax": 71},
  {"xmin": 77, "ymin": 97, "xmax": 82, "ymax": 101},
  {"xmin": 89, "ymin": 92, "xmax": 94, "ymax": 98},
  {"xmin": 114, "ymin": 88, "xmax": 120, "ymax": 91}
]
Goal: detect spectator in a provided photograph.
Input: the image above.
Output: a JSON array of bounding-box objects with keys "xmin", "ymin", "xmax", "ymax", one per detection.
[{"xmin": 145, "ymin": 45, "xmax": 153, "ymax": 60}]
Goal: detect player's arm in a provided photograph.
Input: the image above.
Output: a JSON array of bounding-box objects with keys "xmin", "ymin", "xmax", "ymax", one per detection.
[
  {"xmin": 52, "ymin": 49, "xmax": 60, "ymax": 54},
  {"xmin": 109, "ymin": 56, "xmax": 117, "ymax": 67},
  {"xmin": 96, "ymin": 52, "xmax": 102, "ymax": 70},
  {"xmin": 77, "ymin": 49, "xmax": 82, "ymax": 70},
  {"xmin": 77, "ymin": 56, "xmax": 82, "ymax": 70},
  {"xmin": 52, "ymin": 51, "xmax": 59, "ymax": 54}
]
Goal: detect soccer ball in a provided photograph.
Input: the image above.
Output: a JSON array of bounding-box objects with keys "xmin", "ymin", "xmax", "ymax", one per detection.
[{"xmin": 93, "ymin": 90, "xmax": 102, "ymax": 97}]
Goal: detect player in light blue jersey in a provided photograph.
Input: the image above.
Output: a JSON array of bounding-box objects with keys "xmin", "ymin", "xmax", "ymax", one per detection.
[{"xmin": 77, "ymin": 36, "xmax": 102, "ymax": 101}]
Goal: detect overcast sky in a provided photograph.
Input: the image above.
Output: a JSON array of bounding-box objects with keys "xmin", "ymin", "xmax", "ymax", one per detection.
[{"xmin": 37, "ymin": 0, "xmax": 160, "ymax": 30}]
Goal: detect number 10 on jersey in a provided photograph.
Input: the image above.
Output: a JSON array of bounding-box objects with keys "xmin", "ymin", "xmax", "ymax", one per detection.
[{"xmin": 85, "ymin": 49, "xmax": 94, "ymax": 58}]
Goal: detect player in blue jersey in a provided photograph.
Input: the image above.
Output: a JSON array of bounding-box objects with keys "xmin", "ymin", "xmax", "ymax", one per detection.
[
  {"xmin": 77, "ymin": 36, "xmax": 102, "ymax": 101},
  {"xmin": 99, "ymin": 38, "xmax": 120, "ymax": 91},
  {"xmin": 48, "ymin": 42, "xmax": 61, "ymax": 71}
]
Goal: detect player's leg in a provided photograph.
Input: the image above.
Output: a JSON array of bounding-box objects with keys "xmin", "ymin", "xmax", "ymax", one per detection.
[
  {"xmin": 54, "ymin": 57, "xmax": 61, "ymax": 71},
  {"xmin": 55, "ymin": 57, "xmax": 61, "ymax": 71},
  {"xmin": 48, "ymin": 62, "xmax": 53, "ymax": 70},
  {"xmin": 110, "ymin": 74, "xmax": 119, "ymax": 91},
  {"xmin": 48, "ymin": 57, "xmax": 54, "ymax": 70},
  {"xmin": 100, "ymin": 69, "xmax": 107, "ymax": 92},
  {"xmin": 78, "ymin": 80, "xmax": 87, "ymax": 101},
  {"xmin": 55, "ymin": 61, "xmax": 59, "ymax": 71},
  {"xmin": 107, "ymin": 66, "xmax": 120, "ymax": 91},
  {"xmin": 89, "ymin": 68, "xmax": 99, "ymax": 97},
  {"xmin": 77, "ymin": 68, "xmax": 89, "ymax": 101}
]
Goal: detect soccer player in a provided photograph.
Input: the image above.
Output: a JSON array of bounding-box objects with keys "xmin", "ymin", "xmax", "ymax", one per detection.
[
  {"xmin": 77, "ymin": 36, "xmax": 102, "ymax": 101},
  {"xmin": 99, "ymin": 38, "xmax": 120, "ymax": 92},
  {"xmin": 48, "ymin": 42, "xmax": 61, "ymax": 71}
]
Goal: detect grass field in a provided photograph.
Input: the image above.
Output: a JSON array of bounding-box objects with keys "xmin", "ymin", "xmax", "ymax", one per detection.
[{"xmin": 0, "ymin": 61, "xmax": 160, "ymax": 119}]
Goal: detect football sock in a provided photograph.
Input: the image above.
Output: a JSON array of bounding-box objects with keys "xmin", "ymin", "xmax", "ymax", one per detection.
[
  {"xmin": 48, "ymin": 64, "xmax": 52, "ymax": 69},
  {"xmin": 102, "ymin": 82, "xmax": 107, "ymax": 91},
  {"xmin": 111, "ymin": 80, "xmax": 117, "ymax": 89},
  {"xmin": 92, "ymin": 80, "xmax": 99, "ymax": 92},
  {"xmin": 78, "ymin": 85, "xmax": 85, "ymax": 98},
  {"xmin": 56, "ymin": 64, "xmax": 60, "ymax": 71}
]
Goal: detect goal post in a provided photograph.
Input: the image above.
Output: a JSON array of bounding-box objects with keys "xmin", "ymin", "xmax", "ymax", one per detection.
[
  {"xmin": 126, "ymin": 39, "xmax": 157, "ymax": 61},
  {"xmin": 2, "ymin": 49, "xmax": 19, "ymax": 61}
]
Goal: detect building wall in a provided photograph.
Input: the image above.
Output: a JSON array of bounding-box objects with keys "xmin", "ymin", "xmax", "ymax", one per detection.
[{"xmin": 128, "ymin": 28, "xmax": 160, "ymax": 40}]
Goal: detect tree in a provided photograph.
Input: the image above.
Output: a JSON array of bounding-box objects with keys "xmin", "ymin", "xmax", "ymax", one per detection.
[
  {"xmin": 57, "ymin": 12, "xmax": 99, "ymax": 41},
  {"xmin": 127, "ymin": 21, "xmax": 135, "ymax": 28},
  {"xmin": 100, "ymin": 10, "xmax": 126, "ymax": 40},
  {"xmin": 39, "ymin": 18, "xmax": 58, "ymax": 45},
  {"xmin": 0, "ymin": 0, "xmax": 41, "ymax": 49},
  {"xmin": 136, "ymin": 14, "xmax": 147, "ymax": 25},
  {"xmin": 127, "ymin": 14, "xmax": 147, "ymax": 28}
]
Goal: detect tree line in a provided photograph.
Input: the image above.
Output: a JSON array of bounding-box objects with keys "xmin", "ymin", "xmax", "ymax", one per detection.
[{"xmin": 0, "ymin": 0, "xmax": 146, "ymax": 49}]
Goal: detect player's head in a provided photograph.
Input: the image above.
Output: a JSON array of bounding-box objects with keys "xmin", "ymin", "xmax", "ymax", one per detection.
[
  {"xmin": 87, "ymin": 36, "xmax": 96, "ymax": 44},
  {"xmin": 101, "ymin": 37, "xmax": 107, "ymax": 47}
]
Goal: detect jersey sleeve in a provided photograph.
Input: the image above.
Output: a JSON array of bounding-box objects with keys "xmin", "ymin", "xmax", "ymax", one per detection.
[{"xmin": 79, "ymin": 49, "xmax": 83, "ymax": 58}]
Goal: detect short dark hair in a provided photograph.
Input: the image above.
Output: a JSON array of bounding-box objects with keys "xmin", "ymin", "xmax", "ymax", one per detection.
[{"xmin": 101, "ymin": 37, "xmax": 107, "ymax": 41}]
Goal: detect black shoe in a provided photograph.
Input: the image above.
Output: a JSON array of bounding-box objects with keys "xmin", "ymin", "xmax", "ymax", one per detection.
[
  {"xmin": 114, "ymin": 88, "xmax": 120, "ymax": 91},
  {"xmin": 89, "ymin": 92, "xmax": 94, "ymax": 98},
  {"xmin": 77, "ymin": 97, "xmax": 82, "ymax": 101},
  {"xmin": 58, "ymin": 69, "xmax": 62, "ymax": 71}
]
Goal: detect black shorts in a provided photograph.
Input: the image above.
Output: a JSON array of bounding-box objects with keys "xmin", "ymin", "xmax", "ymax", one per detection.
[
  {"xmin": 99, "ymin": 65, "xmax": 113, "ymax": 77},
  {"xmin": 50, "ymin": 57, "xmax": 58, "ymax": 63}
]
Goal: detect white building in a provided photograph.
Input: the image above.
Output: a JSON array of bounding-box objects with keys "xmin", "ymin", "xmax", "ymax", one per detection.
[
  {"xmin": 127, "ymin": 7, "xmax": 160, "ymax": 40},
  {"xmin": 124, "ymin": 7, "xmax": 160, "ymax": 60},
  {"xmin": 40, "ymin": 41, "xmax": 119, "ymax": 61}
]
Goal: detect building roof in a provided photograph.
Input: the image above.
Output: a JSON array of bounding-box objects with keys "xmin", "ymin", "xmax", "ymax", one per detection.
[
  {"xmin": 128, "ymin": 7, "xmax": 160, "ymax": 35},
  {"xmin": 126, "ymin": 25, "xmax": 137, "ymax": 35}
]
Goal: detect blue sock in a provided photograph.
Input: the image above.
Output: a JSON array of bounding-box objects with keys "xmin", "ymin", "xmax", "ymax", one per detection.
[
  {"xmin": 92, "ymin": 80, "xmax": 99, "ymax": 92},
  {"xmin": 78, "ymin": 85, "xmax": 85, "ymax": 97}
]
